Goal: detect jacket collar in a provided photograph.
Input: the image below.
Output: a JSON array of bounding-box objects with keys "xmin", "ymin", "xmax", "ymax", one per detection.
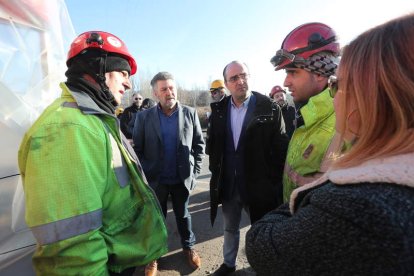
[
  {"xmin": 290, "ymin": 152, "xmax": 414, "ymax": 213},
  {"xmin": 328, "ymin": 153, "xmax": 414, "ymax": 188},
  {"xmin": 300, "ymin": 88, "xmax": 334, "ymax": 127},
  {"xmin": 151, "ymin": 101, "xmax": 183, "ymax": 142},
  {"xmin": 60, "ymin": 82, "xmax": 109, "ymax": 116}
]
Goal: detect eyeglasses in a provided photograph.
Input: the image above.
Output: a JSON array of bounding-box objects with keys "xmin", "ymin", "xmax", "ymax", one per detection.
[
  {"xmin": 227, "ymin": 73, "xmax": 249, "ymax": 83},
  {"xmin": 270, "ymin": 49, "xmax": 305, "ymax": 68},
  {"xmin": 135, "ymin": 97, "xmax": 142, "ymax": 100},
  {"xmin": 210, "ymin": 88, "xmax": 223, "ymax": 95},
  {"xmin": 328, "ymin": 75, "xmax": 338, "ymax": 98}
]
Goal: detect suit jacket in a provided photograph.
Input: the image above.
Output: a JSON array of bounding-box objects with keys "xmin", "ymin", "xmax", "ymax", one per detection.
[
  {"xmin": 133, "ymin": 103, "xmax": 205, "ymax": 192},
  {"xmin": 207, "ymin": 92, "xmax": 289, "ymax": 225}
]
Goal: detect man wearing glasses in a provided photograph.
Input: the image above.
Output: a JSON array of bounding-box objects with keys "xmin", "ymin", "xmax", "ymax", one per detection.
[
  {"xmin": 270, "ymin": 22, "xmax": 340, "ymax": 203},
  {"xmin": 120, "ymin": 92, "xmax": 143, "ymax": 139},
  {"xmin": 205, "ymin": 79, "xmax": 226, "ymax": 154},
  {"xmin": 207, "ymin": 61, "xmax": 288, "ymax": 275},
  {"xmin": 210, "ymin": 79, "xmax": 226, "ymax": 102}
]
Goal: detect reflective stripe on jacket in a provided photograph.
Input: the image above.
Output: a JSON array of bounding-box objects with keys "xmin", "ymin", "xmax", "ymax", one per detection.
[
  {"xmin": 18, "ymin": 83, "xmax": 167, "ymax": 275},
  {"xmin": 283, "ymin": 88, "xmax": 336, "ymax": 202}
]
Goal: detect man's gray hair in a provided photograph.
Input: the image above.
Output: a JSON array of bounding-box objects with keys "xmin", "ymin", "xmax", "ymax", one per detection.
[
  {"xmin": 131, "ymin": 92, "xmax": 142, "ymax": 99},
  {"xmin": 150, "ymin": 71, "xmax": 175, "ymax": 90}
]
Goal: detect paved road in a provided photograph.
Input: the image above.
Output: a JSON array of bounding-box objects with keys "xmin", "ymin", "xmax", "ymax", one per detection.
[{"xmin": 133, "ymin": 145, "xmax": 256, "ymax": 275}]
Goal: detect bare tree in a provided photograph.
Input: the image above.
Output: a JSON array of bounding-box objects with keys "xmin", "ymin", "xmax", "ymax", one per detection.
[
  {"xmin": 137, "ymin": 67, "xmax": 154, "ymax": 98},
  {"xmin": 197, "ymin": 90, "xmax": 210, "ymax": 106}
]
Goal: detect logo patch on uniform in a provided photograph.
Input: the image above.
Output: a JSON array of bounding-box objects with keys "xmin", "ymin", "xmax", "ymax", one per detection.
[
  {"xmin": 107, "ymin": 36, "xmax": 122, "ymax": 48},
  {"xmin": 303, "ymin": 144, "xmax": 314, "ymax": 159}
]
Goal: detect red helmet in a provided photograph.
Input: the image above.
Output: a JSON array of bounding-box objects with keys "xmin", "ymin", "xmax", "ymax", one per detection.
[
  {"xmin": 271, "ymin": 22, "xmax": 339, "ymax": 71},
  {"xmin": 269, "ymin": 85, "xmax": 285, "ymax": 97},
  {"xmin": 67, "ymin": 31, "xmax": 137, "ymax": 75}
]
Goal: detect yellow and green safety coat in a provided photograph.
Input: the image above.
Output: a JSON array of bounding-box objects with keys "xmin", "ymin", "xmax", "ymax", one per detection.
[
  {"xmin": 283, "ymin": 88, "xmax": 336, "ymax": 202},
  {"xmin": 18, "ymin": 83, "xmax": 168, "ymax": 275}
]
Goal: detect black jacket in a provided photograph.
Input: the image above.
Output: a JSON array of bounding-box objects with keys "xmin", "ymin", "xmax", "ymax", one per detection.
[
  {"xmin": 246, "ymin": 154, "xmax": 414, "ymax": 275},
  {"xmin": 207, "ymin": 92, "xmax": 288, "ymax": 225},
  {"xmin": 120, "ymin": 104, "xmax": 140, "ymax": 139}
]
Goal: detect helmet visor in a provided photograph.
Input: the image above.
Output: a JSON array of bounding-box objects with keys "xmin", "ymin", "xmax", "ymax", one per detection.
[
  {"xmin": 270, "ymin": 49, "xmax": 307, "ymax": 69},
  {"xmin": 270, "ymin": 49, "xmax": 296, "ymax": 67}
]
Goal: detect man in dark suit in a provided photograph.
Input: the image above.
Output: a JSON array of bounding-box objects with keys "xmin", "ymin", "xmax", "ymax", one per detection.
[
  {"xmin": 120, "ymin": 92, "xmax": 142, "ymax": 138},
  {"xmin": 132, "ymin": 71, "xmax": 205, "ymax": 276},
  {"xmin": 207, "ymin": 61, "xmax": 288, "ymax": 275}
]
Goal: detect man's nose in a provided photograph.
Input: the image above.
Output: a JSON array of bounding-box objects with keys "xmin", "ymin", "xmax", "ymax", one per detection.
[
  {"xmin": 165, "ymin": 88, "xmax": 175, "ymax": 97},
  {"xmin": 283, "ymin": 76, "xmax": 290, "ymax": 87},
  {"xmin": 124, "ymin": 78, "xmax": 132, "ymax": 90}
]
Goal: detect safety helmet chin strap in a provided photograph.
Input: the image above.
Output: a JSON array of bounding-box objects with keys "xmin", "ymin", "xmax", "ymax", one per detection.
[
  {"xmin": 68, "ymin": 52, "xmax": 116, "ymax": 104},
  {"xmin": 95, "ymin": 51, "xmax": 115, "ymax": 102},
  {"xmin": 79, "ymin": 32, "xmax": 115, "ymax": 102}
]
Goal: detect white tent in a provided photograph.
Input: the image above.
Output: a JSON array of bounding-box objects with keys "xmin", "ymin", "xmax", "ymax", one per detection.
[{"xmin": 0, "ymin": 1, "xmax": 75, "ymax": 274}]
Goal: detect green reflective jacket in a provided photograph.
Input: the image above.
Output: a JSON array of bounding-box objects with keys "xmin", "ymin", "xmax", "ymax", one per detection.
[
  {"xmin": 283, "ymin": 88, "xmax": 336, "ymax": 202},
  {"xmin": 18, "ymin": 83, "xmax": 168, "ymax": 275}
]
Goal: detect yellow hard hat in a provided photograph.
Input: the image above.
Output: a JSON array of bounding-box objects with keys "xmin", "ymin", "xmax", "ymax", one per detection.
[
  {"xmin": 210, "ymin": 79, "xmax": 225, "ymax": 91},
  {"xmin": 115, "ymin": 107, "xmax": 124, "ymax": 116}
]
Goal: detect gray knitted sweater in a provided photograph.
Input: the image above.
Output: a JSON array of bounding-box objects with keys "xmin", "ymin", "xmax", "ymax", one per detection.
[{"xmin": 246, "ymin": 153, "xmax": 414, "ymax": 275}]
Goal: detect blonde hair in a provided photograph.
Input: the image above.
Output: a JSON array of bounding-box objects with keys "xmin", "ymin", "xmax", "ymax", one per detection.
[{"xmin": 333, "ymin": 13, "xmax": 414, "ymax": 168}]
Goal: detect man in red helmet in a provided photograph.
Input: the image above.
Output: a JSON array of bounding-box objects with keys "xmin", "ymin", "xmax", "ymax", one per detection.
[
  {"xmin": 269, "ymin": 85, "xmax": 296, "ymax": 138},
  {"xmin": 18, "ymin": 31, "xmax": 167, "ymax": 276},
  {"xmin": 270, "ymin": 22, "xmax": 340, "ymax": 202}
]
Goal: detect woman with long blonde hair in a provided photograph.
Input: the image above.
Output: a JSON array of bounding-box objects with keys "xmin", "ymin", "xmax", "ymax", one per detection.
[{"xmin": 246, "ymin": 13, "xmax": 414, "ymax": 275}]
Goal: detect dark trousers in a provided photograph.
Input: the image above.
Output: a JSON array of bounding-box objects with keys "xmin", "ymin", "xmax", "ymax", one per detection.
[
  {"xmin": 109, "ymin": 267, "xmax": 136, "ymax": 276},
  {"xmin": 154, "ymin": 183, "xmax": 195, "ymax": 249}
]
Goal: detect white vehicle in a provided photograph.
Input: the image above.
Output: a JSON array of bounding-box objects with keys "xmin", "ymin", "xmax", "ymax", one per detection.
[{"xmin": 0, "ymin": 1, "xmax": 75, "ymax": 274}]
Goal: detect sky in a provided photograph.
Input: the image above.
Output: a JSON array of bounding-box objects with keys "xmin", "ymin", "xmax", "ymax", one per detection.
[{"xmin": 65, "ymin": 0, "xmax": 413, "ymax": 94}]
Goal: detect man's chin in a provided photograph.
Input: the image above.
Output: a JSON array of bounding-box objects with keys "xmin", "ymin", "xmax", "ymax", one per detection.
[
  {"xmin": 166, "ymin": 101, "xmax": 177, "ymax": 109},
  {"xmin": 113, "ymin": 98, "xmax": 121, "ymax": 106}
]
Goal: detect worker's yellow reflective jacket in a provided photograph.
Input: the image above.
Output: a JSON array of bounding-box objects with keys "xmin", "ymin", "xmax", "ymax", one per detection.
[
  {"xmin": 283, "ymin": 88, "xmax": 336, "ymax": 202},
  {"xmin": 18, "ymin": 83, "xmax": 168, "ymax": 275}
]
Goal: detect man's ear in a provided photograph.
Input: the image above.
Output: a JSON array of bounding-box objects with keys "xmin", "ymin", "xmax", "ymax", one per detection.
[
  {"xmin": 315, "ymin": 73, "xmax": 328, "ymax": 82},
  {"xmin": 315, "ymin": 74, "xmax": 330, "ymax": 89}
]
